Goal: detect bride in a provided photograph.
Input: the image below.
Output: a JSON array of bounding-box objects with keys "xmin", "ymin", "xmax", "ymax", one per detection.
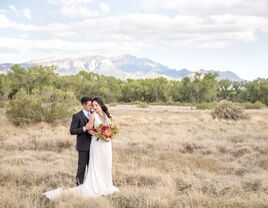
[{"xmin": 43, "ymin": 97, "xmax": 119, "ymax": 200}]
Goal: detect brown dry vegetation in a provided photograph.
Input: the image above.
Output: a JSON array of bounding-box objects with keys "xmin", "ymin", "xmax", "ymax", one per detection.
[{"xmin": 0, "ymin": 105, "xmax": 268, "ymax": 208}]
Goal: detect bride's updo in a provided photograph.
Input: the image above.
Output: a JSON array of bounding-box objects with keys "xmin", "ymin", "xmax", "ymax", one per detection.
[{"xmin": 92, "ymin": 97, "xmax": 111, "ymax": 118}]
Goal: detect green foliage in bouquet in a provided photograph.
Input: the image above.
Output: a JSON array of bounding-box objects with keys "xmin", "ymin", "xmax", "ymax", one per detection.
[
  {"xmin": 211, "ymin": 100, "xmax": 249, "ymax": 120},
  {"xmin": 6, "ymin": 86, "xmax": 79, "ymax": 125}
]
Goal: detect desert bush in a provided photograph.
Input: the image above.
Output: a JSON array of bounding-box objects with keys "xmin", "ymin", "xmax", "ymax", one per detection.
[
  {"xmin": 196, "ymin": 102, "xmax": 217, "ymax": 110},
  {"xmin": 242, "ymin": 101, "xmax": 266, "ymax": 109},
  {"xmin": 211, "ymin": 100, "xmax": 249, "ymax": 120},
  {"xmin": 6, "ymin": 86, "xmax": 79, "ymax": 125}
]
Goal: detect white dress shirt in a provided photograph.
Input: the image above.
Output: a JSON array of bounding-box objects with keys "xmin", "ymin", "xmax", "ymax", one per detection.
[{"xmin": 82, "ymin": 109, "xmax": 91, "ymax": 118}]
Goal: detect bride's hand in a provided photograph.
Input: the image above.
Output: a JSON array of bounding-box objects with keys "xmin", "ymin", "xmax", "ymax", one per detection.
[
  {"xmin": 85, "ymin": 122, "xmax": 91, "ymax": 131},
  {"xmin": 88, "ymin": 129, "xmax": 96, "ymax": 135},
  {"xmin": 86, "ymin": 115, "xmax": 94, "ymax": 129}
]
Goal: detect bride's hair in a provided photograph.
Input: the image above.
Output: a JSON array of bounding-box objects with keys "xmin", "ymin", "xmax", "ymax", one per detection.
[{"xmin": 92, "ymin": 97, "xmax": 111, "ymax": 118}]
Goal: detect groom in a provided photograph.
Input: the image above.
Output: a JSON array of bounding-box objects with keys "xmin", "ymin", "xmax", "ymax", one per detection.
[{"xmin": 70, "ymin": 96, "xmax": 93, "ymax": 186}]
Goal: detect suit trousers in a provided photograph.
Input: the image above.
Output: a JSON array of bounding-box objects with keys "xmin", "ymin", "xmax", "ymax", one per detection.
[{"xmin": 76, "ymin": 151, "xmax": 89, "ymax": 186}]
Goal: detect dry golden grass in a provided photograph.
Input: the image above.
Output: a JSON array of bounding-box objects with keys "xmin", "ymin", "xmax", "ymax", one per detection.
[{"xmin": 0, "ymin": 105, "xmax": 268, "ymax": 208}]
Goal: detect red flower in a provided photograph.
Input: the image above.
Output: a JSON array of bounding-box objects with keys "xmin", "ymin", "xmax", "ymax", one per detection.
[
  {"xmin": 101, "ymin": 125, "xmax": 109, "ymax": 131},
  {"xmin": 103, "ymin": 129, "xmax": 113, "ymax": 137}
]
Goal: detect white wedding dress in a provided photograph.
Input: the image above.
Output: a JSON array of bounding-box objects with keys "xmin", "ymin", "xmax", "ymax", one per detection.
[{"xmin": 43, "ymin": 112, "xmax": 119, "ymax": 200}]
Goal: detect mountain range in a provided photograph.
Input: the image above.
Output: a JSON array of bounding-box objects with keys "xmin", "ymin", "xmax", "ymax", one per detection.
[{"xmin": 0, "ymin": 55, "xmax": 242, "ymax": 81}]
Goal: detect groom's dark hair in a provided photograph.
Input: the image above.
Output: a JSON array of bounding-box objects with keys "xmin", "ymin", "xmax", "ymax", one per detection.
[{"xmin": 80, "ymin": 96, "xmax": 92, "ymax": 105}]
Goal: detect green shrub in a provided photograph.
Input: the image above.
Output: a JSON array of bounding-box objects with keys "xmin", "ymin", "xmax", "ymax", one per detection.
[
  {"xmin": 136, "ymin": 102, "xmax": 149, "ymax": 108},
  {"xmin": 211, "ymin": 100, "xmax": 249, "ymax": 120},
  {"xmin": 130, "ymin": 101, "xmax": 142, "ymax": 105},
  {"xmin": 196, "ymin": 102, "xmax": 217, "ymax": 110},
  {"xmin": 173, "ymin": 102, "xmax": 193, "ymax": 107},
  {"xmin": 150, "ymin": 101, "xmax": 193, "ymax": 106},
  {"xmin": 150, "ymin": 101, "xmax": 166, "ymax": 106},
  {"xmin": 6, "ymin": 86, "xmax": 79, "ymax": 125},
  {"xmin": 0, "ymin": 100, "xmax": 7, "ymax": 108},
  {"xmin": 242, "ymin": 101, "xmax": 266, "ymax": 109},
  {"xmin": 108, "ymin": 102, "xmax": 118, "ymax": 107}
]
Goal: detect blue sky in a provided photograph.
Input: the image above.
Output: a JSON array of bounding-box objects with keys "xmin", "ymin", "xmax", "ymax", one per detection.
[{"xmin": 0, "ymin": 0, "xmax": 268, "ymax": 80}]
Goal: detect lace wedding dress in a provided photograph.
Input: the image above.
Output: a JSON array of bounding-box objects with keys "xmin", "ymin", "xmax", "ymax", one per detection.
[{"xmin": 43, "ymin": 112, "xmax": 119, "ymax": 200}]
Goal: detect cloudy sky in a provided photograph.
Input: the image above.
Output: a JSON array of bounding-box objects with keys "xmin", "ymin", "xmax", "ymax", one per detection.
[{"xmin": 0, "ymin": 0, "xmax": 268, "ymax": 80}]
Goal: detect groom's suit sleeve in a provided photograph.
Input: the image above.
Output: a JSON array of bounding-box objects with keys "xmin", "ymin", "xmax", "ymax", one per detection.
[{"xmin": 70, "ymin": 114, "xmax": 85, "ymax": 135}]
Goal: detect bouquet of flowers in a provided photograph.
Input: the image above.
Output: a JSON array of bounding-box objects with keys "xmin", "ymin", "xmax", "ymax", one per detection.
[{"xmin": 93, "ymin": 122, "xmax": 119, "ymax": 142}]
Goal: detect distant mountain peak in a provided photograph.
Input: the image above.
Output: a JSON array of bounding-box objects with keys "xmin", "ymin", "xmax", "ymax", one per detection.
[{"xmin": 0, "ymin": 54, "xmax": 242, "ymax": 81}]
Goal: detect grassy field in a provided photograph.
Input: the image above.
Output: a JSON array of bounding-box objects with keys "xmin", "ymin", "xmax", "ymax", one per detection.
[{"xmin": 0, "ymin": 105, "xmax": 268, "ymax": 208}]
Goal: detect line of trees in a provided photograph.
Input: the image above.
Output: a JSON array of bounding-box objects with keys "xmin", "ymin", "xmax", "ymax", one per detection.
[{"xmin": 0, "ymin": 64, "xmax": 268, "ymax": 105}]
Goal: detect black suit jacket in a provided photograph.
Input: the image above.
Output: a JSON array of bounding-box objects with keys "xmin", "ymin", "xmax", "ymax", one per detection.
[{"xmin": 70, "ymin": 110, "xmax": 92, "ymax": 151}]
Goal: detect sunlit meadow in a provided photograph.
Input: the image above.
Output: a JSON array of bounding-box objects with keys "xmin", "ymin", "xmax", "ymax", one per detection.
[{"xmin": 0, "ymin": 105, "xmax": 268, "ymax": 208}]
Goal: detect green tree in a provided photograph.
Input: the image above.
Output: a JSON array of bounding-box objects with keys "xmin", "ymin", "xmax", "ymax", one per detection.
[
  {"xmin": 191, "ymin": 72, "xmax": 218, "ymax": 103},
  {"xmin": 6, "ymin": 86, "xmax": 79, "ymax": 124},
  {"xmin": 178, "ymin": 77, "xmax": 192, "ymax": 102},
  {"xmin": 240, "ymin": 78, "xmax": 268, "ymax": 105},
  {"xmin": 191, "ymin": 72, "xmax": 205, "ymax": 103},
  {"xmin": 0, "ymin": 74, "xmax": 11, "ymax": 100},
  {"xmin": 143, "ymin": 77, "xmax": 171, "ymax": 102},
  {"xmin": 8, "ymin": 64, "xmax": 58, "ymax": 98},
  {"xmin": 170, "ymin": 80, "xmax": 181, "ymax": 102},
  {"xmin": 230, "ymin": 81, "xmax": 244, "ymax": 102},
  {"xmin": 202, "ymin": 72, "xmax": 218, "ymax": 102},
  {"xmin": 121, "ymin": 79, "xmax": 143, "ymax": 102}
]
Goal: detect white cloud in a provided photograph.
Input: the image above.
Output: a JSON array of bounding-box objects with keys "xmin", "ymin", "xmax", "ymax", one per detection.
[
  {"xmin": 100, "ymin": 3, "xmax": 110, "ymax": 14},
  {"xmin": 47, "ymin": 0, "xmax": 94, "ymax": 6},
  {"xmin": 8, "ymin": 5, "xmax": 17, "ymax": 13},
  {"xmin": 6, "ymin": 5, "xmax": 31, "ymax": 20},
  {"xmin": 2, "ymin": 12, "xmax": 268, "ymax": 48},
  {"xmin": 0, "ymin": 14, "xmax": 11, "ymax": 27},
  {"xmin": 59, "ymin": 5, "xmax": 98, "ymax": 18},
  {"xmin": 47, "ymin": 0, "xmax": 111, "ymax": 18},
  {"xmin": 47, "ymin": 0, "xmax": 101, "ymax": 18},
  {"xmin": 22, "ymin": 9, "xmax": 31, "ymax": 20},
  {"xmin": 138, "ymin": 0, "xmax": 268, "ymax": 16}
]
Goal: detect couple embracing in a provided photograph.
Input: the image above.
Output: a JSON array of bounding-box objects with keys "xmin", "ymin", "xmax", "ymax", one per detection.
[{"xmin": 44, "ymin": 97, "xmax": 119, "ymax": 200}]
